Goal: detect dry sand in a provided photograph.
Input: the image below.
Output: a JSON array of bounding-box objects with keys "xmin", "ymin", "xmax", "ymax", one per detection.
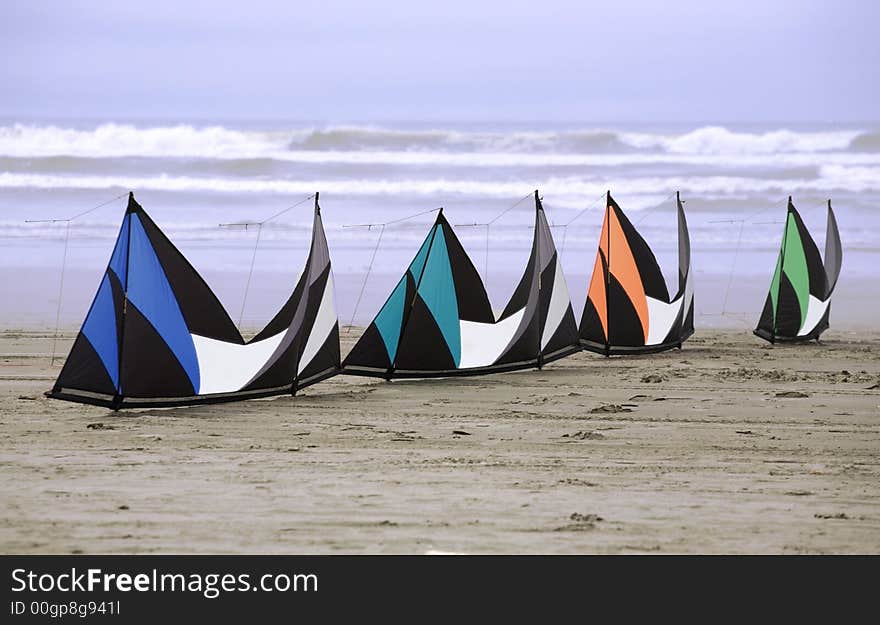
[{"xmin": 1, "ymin": 329, "xmax": 878, "ymax": 554}]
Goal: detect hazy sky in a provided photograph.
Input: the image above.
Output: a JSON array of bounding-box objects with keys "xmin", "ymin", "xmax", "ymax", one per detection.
[{"xmin": 2, "ymin": 0, "xmax": 877, "ymax": 122}]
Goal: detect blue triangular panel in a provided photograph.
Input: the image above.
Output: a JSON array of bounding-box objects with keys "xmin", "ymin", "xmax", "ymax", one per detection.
[
  {"xmin": 108, "ymin": 214, "xmax": 130, "ymax": 288},
  {"xmin": 81, "ymin": 273, "xmax": 119, "ymax": 389},
  {"xmin": 126, "ymin": 214, "xmax": 200, "ymax": 392},
  {"xmin": 374, "ymin": 276, "xmax": 407, "ymax": 363},
  {"xmin": 417, "ymin": 229, "xmax": 461, "ymax": 366}
]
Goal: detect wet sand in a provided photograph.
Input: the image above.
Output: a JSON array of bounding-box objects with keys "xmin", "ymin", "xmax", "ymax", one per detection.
[{"xmin": 1, "ymin": 329, "xmax": 878, "ymax": 554}]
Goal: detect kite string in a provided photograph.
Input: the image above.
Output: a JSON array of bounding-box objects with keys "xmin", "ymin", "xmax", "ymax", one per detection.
[
  {"xmin": 562, "ymin": 191, "xmax": 608, "ymax": 228},
  {"xmin": 25, "ymin": 192, "xmax": 129, "ymax": 225},
  {"xmin": 742, "ymin": 194, "xmax": 789, "ymax": 222},
  {"xmin": 385, "ymin": 207, "xmax": 441, "ymax": 226},
  {"xmin": 347, "ymin": 224, "xmax": 385, "ymax": 333},
  {"xmin": 720, "ymin": 219, "xmax": 746, "ymax": 315},
  {"xmin": 342, "ymin": 206, "xmax": 442, "ymax": 229},
  {"xmin": 732, "ymin": 195, "xmax": 787, "ymax": 319},
  {"xmin": 343, "ymin": 206, "xmax": 441, "ymax": 333},
  {"xmin": 221, "ymin": 193, "xmax": 315, "ymax": 332},
  {"xmin": 707, "ymin": 195, "xmax": 791, "ymax": 225},
  {"xmin": 219, "ymin": 193, "xmax": 316, "ymax": 228},
  {"xmin": 451, "ymin": 192, "xmax": 532, "ymax": 285},
  {"xmin": 237, "ymin": 223, "xmax": 263, "ymax": 330},
  {"xmin": 70, "ymin": 194, "xmax": 129, "ymax": 221},
  {"xmin": 483, "ymin": 192, "xmax": 534, "ymax": 286},
  {"xmin": 50, "ymin": 221, "xmax": 72, "ymax": 366},
  {"xmin": 487, "ymin": 192, "xmax": 532, "ymax": 226},
  {"xmin": 704, "ymin": 195, "xmax": 789, "ymax": 318},
  {"xmin": 258, "ymin": 193, "xmax": 316, "ymax": 225},
  {"xmin": 484, "ymin": 223, "xmax": 490, "ymax": 285},
  {"xmin": 634, "ymin": 190, "xmax": 678, "ymax": 227},
  {"xmin": 33, "ymin": 191, "xmax": 129, "ymax": 366},
  {"xmin": 557, "ymin": 191, "xmax": 608, "ymax": 255}
]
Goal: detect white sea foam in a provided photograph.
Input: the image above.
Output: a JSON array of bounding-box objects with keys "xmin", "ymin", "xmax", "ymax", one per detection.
[
  {"xmin": 2, "ymin": 120, "xmax": 877, "ymax": 330},
  {"xmin": 4, "ymin": 148, "xmax": 880, "ymax": 174},
  {"xmin": 213, "ymin": 149, "xmax": 880, "ymax": 168},
  {"xmin": 1, "ymin": 167, "xmax": 877, "ymax": 200},
  {"xmin": 0, "ymin": 123, "xmax": 870, "ymax": 159},
  {"xmin": 621, "ymin": 126, "xmax": 862, "ymax": 155},
  {"xmin": 0, "ymin": 123, "xmax": 284, "ymax": 159}
]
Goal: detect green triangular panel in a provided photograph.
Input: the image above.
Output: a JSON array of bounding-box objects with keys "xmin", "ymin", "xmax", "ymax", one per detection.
[
  {"xmin": 769, "ymin": 250, "xmax": 782, "ymax": 317},
  {"xmin": 781, "ymin": 213, "xmax": 809, "ymax": 329}
]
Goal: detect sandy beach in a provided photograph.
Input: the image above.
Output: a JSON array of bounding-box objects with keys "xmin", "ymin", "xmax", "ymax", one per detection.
[{"xmin": 1, "ymin": 327, "xmax": 878, "ymax": 554}]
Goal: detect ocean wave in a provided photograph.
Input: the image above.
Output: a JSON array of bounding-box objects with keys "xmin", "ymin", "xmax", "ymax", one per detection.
[
  {"xmin": 0, "ymin": 123, "xmax": 634, "ymax": 158},
  {"xmin": 4, "ymin": 151, "xmax": 880, "ymax": 174},
  {"xmin": 621, "ymin": 126, "xmax": 861, "ymax": 155},
  {"xmin": 0, "ymin": 123, "xmax": 868, "ymax": 159},
  {"xmin": 849, "ymin": 131, "xmax": 880, "ymax": 152},
  {"xmin": 0, "ymin": 123, "xmax": 284, "ymax": 159},
  {"xmin": 1, "ymin": 167, "xmax": 877, "ymax": 203},
  {"xmin": 293, "ymin": 126, "xmax": 633, "ymax": 153}
]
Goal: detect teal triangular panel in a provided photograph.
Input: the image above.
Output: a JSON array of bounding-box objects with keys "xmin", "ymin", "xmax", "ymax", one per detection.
[
  {"xmin": 417, "ymin": 229, "xmax": 461, "ymax": 366},
  {"xmin": 374, "ymin": 276, "xmax": 407, "ymax": 363},
  {"xmin": 408, "ymin": 225, "xmax": 435, "ymax": 280}
]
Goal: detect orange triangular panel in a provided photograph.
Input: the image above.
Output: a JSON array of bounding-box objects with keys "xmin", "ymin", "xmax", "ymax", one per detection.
[
  {"xmin": 608, "ymin": 204, "xmax": 649, "ymax": 340},
  {"xmin": 586, "ymin": 210, "xmax": 609, "ymax": 340}
]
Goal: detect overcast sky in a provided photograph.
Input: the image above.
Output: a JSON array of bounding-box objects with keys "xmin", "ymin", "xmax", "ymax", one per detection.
[{"xmin": 1, "ymin": 0, "xmax": 877, "ymax": 123}]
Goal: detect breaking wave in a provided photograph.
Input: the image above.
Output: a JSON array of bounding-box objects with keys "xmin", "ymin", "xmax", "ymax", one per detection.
[
  {"xmin": 2, "ymin": 166, "xmax": 877, "ymax": 199},
  {"xmin": 0, "ymin": 123, "xmax": 869, "ymax": 159},
  {"xmin": 4, "ymin": 152, "xmax": 880, "ymax": 176},
  {"xmin": 293, "ymin": 126, "xmax": 633, "ymax": 153},
  {"xmin": 0, "ymin": 123, "xmax": 281, "ymax": 159},
  {"xmin": 849, "ymin": 131, "xmax": 880, "ymax": 152},
  {"xmin": 621, "ymin": 126, "xmax": 862, "ymax": 155}
]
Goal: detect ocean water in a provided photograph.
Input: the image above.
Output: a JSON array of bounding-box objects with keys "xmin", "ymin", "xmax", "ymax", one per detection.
[{"xmin": 0, "ymin": 120, "xmax": 877, "ymax": 332}]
